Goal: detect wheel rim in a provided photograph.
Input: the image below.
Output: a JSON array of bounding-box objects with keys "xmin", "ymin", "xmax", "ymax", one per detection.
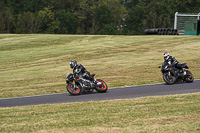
[
  {"xmin": 97, "ymin": 80, "xmax": 107, "ymax": 90},
  {"xmin": 69, "ymin": 84, "xmax": 80, "ymax": 94},
  {"xmin": 186, "ymin": 72, "xmax": 193, "ymax": 81},
  {"xmin": 165, "ymin": 74, "xmax": 174, "ymax": 83}
]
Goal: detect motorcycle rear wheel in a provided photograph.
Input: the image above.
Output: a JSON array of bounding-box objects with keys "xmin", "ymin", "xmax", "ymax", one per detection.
[
  {"xmin": 66, "ymin": 83, "xmax": 82, "ymax": 95},
  {"xmin": 95, "ymin": 79, "xmax": 108, "ymax": 93},
  {"xmin": 163, "ymin": 73, "xmax": 175, "ymax": 85},
  {"xmin": 184, "ymin": 70, "xmax": 194, "ymax": 83}
]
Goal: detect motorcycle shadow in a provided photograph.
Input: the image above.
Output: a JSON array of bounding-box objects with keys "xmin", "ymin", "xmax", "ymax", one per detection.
[
  {"xmin": 164, "ymin": 79, "xmax": 190, "ymax": 85},
  {"xmin": 68, "ymin": 90, "xmax": 109, "ymax": 96}
]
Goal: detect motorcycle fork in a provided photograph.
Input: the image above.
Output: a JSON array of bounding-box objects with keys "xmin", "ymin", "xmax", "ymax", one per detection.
[
  {"xmin": 168, "ymin": 71, "xmax": 171, "ymax": 76},
  {"xmin": 169, "ymin": 68, "xmax": 176, "ymax": 77},
  {"xmin": 168, "ymin": 71, "xmax": 171, "ymax": 77},
  {"xmin": 71, "ymin": 80, "xmax": 79, "ymax": 89}
]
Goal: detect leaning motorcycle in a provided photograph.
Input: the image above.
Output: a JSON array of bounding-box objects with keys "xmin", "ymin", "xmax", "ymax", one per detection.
[
  {"xmin": 66, "ymin": 73, "xmax": 108, "ymax": 95},
  {"xmin": 159, "ymin": 62, "xmax": 194, "ymax": 84}
]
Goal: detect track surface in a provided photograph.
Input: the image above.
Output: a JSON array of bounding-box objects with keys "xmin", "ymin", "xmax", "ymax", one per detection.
[{"xmin": 1, "ymin": 80, "xmax": 200, "ymax": 107}]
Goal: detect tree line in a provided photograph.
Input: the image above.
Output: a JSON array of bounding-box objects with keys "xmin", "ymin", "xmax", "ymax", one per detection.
[{"xmin": 0, "ymin": 0, "xmax": 200, "ymax": 35}]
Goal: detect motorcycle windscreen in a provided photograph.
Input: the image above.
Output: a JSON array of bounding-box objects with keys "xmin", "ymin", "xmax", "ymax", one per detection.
[{"xmin": 162, "ymin": 61, "xmax": 169, "ymax": 69}]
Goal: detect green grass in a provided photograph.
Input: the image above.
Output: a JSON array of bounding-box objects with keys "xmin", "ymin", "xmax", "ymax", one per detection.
[
  {"xmin": 1, "ymin": 34, "xmax": 200, "ymax": 132},
  {"xmin": 0, "ymin": 34, "xmax": 200, "ymax": 98},
  {"xmin": 1, "ymin": 93, "xmax": 200, "ymax": 132}
]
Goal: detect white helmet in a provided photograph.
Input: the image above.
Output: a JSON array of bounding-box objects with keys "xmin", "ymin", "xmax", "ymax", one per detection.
[{"xmin": 163, "ymin": 52, "xmax": 170, "ymax": 61}]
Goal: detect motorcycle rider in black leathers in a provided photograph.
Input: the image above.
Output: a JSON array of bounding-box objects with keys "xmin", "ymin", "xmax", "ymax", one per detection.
[
  {"xmin": 70, "ymin": 60, "xmax": 95, "ymax": 87},
  {"xmin": 163, "ymin": 52, "xmax": 186, "ymax": 75}
]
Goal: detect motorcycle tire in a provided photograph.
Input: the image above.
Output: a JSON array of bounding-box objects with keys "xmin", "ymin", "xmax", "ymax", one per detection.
[
  {"xmin": 163, "ymin": 73, "xmax": 175, "ymax": 85},
  {"xmin": 95, "ymin": 79, "xmax": 108, "ymax": 93},
  {"xmin": 184, "ymin": 70, "xmax": 194, "ymax": 83},
  {"xmin": 66, "ymin": 83, "xmax": 82, "ymax": 95}
]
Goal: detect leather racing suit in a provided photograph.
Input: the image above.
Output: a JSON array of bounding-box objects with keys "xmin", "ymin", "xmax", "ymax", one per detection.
[
  {"xmin": 164, "ymin": 56, "xmax": 182, "ymax": 69},
  {"xmin": 164, "ymin": 56, "xmax": 184, "ymax": 76},
  {"xmin": 73, "ymin": 64, "xmax": 94, "ymax": 84}
]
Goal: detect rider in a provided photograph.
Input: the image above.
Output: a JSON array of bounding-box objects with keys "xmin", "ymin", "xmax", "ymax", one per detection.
[
  {"xmin": 163, "ymin": 52, "xmax": 186, "ymax": 75},
  {"xmin": 70, "ymin": 60, "xmax": 95, "ymax": 84}
]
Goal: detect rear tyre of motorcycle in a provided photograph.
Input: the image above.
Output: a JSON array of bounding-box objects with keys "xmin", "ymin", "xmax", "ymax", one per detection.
[
  {"xmin": 66, "ymin": 83, "xmax": 82, "ymax": 95},
  {"xmin": 163, "ymin": 73, "xmax": 175, "ymax": 85},
  {"xmin": 95, "ymin": 79, "xmax": 108, "ymax": 93},
  {"xmin": 184, "ymin": 70, "xmax": 194, "ymax": 83}
]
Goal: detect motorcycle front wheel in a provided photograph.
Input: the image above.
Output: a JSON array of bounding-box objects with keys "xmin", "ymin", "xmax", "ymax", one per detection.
[
  {"xmin": 95, "ymin": 79, "xmax": 108, "ymax": 93},
  {"xmin": 184, "ymin": 70, "xmax": 194, "ymax": 83},
  {"xmin": 163, "ymin": 73, "xmax": 175, "ymax": 85},
  {"xmin": 66, "ymin": 83, "xmax": 82, "ymax": 95}
]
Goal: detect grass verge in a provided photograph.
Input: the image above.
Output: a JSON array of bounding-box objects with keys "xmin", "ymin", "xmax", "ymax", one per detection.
[{"xmin": 0, "ymin": 93, "xmax": 200, "ymax": 132}]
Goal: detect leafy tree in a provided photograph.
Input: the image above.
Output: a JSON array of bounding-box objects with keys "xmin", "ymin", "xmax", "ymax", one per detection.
[
  {"xmin": 15, "ymin": 12, "xmax": 43, "ymax": 33},
  {"xmin": 56, "ymin": 10, "xmax": 77, "ymax": 34},
  {"xmin": 124, "ymin": 5, "xmax": 145, "ymax": 34},
  {"xmin": 95, "ymin": 5, "xmax": 113, "ymax": 28},
  {"xmin": 50, "ymin": 0, "xmax": 80, "ymax": 13},
  {"xmin": 98, "ymin": 24, "xmax": 118, "ymax": 35},
  {"xmin": 15, "ymin": 6, "xmax": 60, "ymax": 33},
  {"xmin": 0, "ymin": 8, "xmax": 15, "ymax": 33},
  {"xmin": 38, "ymin": 6, "xmax": 60, "ymax": 33},
  {"xmin": 77, "ymin": 0, "xmax": 99, "ymax": 34},
  {"xmin": 1, "ymin": 0, "xmax": 200, "ymax": 34}
]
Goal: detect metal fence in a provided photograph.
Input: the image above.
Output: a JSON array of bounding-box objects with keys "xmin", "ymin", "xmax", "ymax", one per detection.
[{"xmin": 174, "ymin": 12, "xmax": 200, "ymax": 30}]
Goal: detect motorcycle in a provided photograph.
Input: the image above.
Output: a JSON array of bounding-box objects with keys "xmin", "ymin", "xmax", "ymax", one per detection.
[
  {"xmin": 159, "ymin": 62, "xmax": 194, "ymax": 84},
  {"xmin": 66, "ymin": 73, "xmax": 108, "ymax": 95}
]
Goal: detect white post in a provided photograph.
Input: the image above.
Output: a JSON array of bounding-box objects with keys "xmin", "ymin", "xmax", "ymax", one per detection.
[
  {"xmin": 198, "ymin": 13, "xmax": 200, "ymax": 20},
  {"xmin": 174, "ymin": 12, "xmax": 178, "ymax": 29}
]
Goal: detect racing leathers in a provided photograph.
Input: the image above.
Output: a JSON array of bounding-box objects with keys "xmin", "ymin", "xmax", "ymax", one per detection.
[
  {"xmin": 73, "ymin": 64, "xmax": 95, "ymax": 85},
  {"xmin": 165, "ymin": 56, "xmax": 186, "ymax": 75},
  {"xmin": 164, "ymin": 56, "xmax": 182, "ymax": 69}
]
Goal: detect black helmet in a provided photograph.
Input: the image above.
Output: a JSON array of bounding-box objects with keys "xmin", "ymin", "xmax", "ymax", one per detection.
[{"xmin": 70, "ymin": 60, "xmax": 77, "ymax": 69}]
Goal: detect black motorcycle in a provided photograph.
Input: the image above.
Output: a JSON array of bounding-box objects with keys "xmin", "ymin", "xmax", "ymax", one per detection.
[
  {"xmin": 66, "ymin": 73, "xmax": 108, "ymax": 95},
  {"xmin": 159, "ymin": 62, "xmax": 194, "ymax": 84}
]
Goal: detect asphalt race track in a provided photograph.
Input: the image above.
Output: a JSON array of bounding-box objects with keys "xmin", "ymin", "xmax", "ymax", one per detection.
[{"xmin": 1, "ymin": 80, "xmax": 200, "ymax": 107}]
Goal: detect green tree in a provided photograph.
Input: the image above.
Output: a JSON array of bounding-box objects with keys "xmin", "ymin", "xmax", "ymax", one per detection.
[
  {"xmin": 1, "ymin": 0, "xmax": 200, "ymax": 34},
  {"xmin": 50, "ymin": 0, "xmax": 80, "ymax": 13},
  {"xmin": 95, "ymin": 5, "xmax": 113, "ymax": 28},
  {"xmin": 125, "ymin": 5, "xmax": 145, "ymax": 34},
  {"xmin": 0, "ymin": 8, "xmax": 15, "ymax": 33},
  {"xmin": 98, "ymin": 24, "xmax": 118, "ymax": 35},
  {"xmin": 56, "ymin": 10, "xmax": 77, "ymax": 34},
  {"xmin": 15, "ymin": 12, "xmax": 43, "ymax": 33},
  {"xmin": 76, "ymin": 0, "xmax": 99, "ymax": 34},
  {"xmin": 38, "ymin": 6, "xmax": 60, "ymax": 33},
  {"xmin": 15, "ymin": 6, "xmax": 60, "ymax": 33}
]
